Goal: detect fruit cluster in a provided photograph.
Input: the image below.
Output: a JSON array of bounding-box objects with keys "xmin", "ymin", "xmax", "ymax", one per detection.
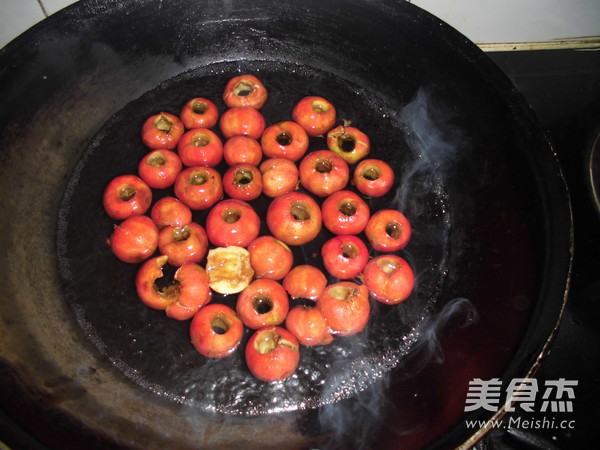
[{"xmin": 103, "ymin": 74, "xmax": 414, "ymax": 382}]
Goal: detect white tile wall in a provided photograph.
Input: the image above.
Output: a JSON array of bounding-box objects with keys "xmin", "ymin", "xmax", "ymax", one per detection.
[{"xmin": 0, "ymin": 0, "xmax": 78, "ymax": 49}]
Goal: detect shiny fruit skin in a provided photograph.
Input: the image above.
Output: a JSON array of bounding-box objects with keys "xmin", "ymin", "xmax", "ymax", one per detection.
[
  {"xmin": 247, "ymin": 236, "xmax": 294, "ymax": 280},
  {"xmin": 150, "ymin": 196, "xmax": 192, "ymax": 228},
  {"xmin": 108, "ymin": 215, "xmax": 158, "ymax": 264},
  {"xmin": 179, "ymin": 97, "xmax": 219, "ymax": 129},
  {"xmin": 282, "ymin": 265, "xmax": 327, "ymax": 300},
  {"xmin": 177, "ymin": 128, "xmax": 223, "ymax": 167},
  {"xmin": 292, "ymin": 96, "xmax": 336, "ymax": 137},
  {"xmin": 260, "ymin": 157, "xmax": 299, "ymax": 198},
  {"xmin": 321, "ymin": 235, "xmax": 369, "ymax": 280},
  {"xmin": 135, "ymin": 255, "xmax": 211, "ymax": 320},
  {"xmin": 236, "ymin": 279, "xmax": 289, "ymax": 329},
  {"xmin": 219, "ymin": 106, "xmax": 266, "ymax": 140},
  {"xmin": 326, "ymin": 125, "xmax": 370, "ymax": 164},
  {"xmin": 365, "ymin": 209, "xmax": 411, "ymax": 252},
  {"xmin": 141, "ymin": 112, "xmax": 184, "ymax": 149},
  {"xmin": 245, "ymin": 326, "xmax": 300, "ymax": 382},
  {"xmin": 285, "ymin": 305, "xmax": 334, "ymax": 346},
  {"xmin": 261, "ymin": 121, "xmax": 309, "ymax": 162},
  {"xmin": 174, "ymin": 166, "xmax": 223, "ymax": 210},
  {"xmin": 321, "ymin": 190, "xmax": 370, "ymax": 235},
  {"xmin": 157, "ymin": 222, "xmax": 209, "ymax": 267},
  {"xmin": 353, "ymin": 158, "xmax": 395, "ymax": 197},
  {"xmin": 223, "ymin": 74, "xmax": 268, "ymax": 109},
  {"xmin": 223, "ymin": 163, "xmax": 263, "ymax": 201},
  {"xmin": 299, "ymin": 150, "xmax": 349, "ymax": 197},
  {"xmin": 223, "ymin": 136, "xmax": 263, "ymax": 166},
  {"xmin": 205, "ymin": 199, "xmax": 260, "ymax": 248},
  {"xmin": 190, "ymin": 303, "xmax": 244, "ymax": 358},
  {"xmin": 363, "ymin": 255, "xmax": 415, "ymax": 304},
  {"xmin": 138, "ymin": 149, "xmax": 182, "ymax": 190},
  {"xmin": 103, "ymin": 174, "xmax": 152, "ymax": 221},
  {"xmin": 317, "ymin": 281, "xmax": 370, "ymax": 336},
  {"xmin": 266, "ymin": 192, "xmax": 322, "ymax": 246}
]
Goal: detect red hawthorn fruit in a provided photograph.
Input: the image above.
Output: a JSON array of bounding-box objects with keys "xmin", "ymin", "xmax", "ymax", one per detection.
[
  {"xmin": 108, "ymin": 214, "xmax": 158, "ymax": 264},
  {"xmin": 245, "ymin": 326, "xmax": 300, "ymax": 382},
  {"xmin": 317, "ymin": 281, "xmax": 370, "ymax": 336},
  {"xmin": 282, "ymin": 265, "xmax": 328, "ymax": 300},
  {"xmin": 326, "ymin": 124, "xmax": 370, "ymax": 164},
  {"xmin": 157, "ymin": 222, "xmax": 209, "ymax": 267},
  {"xmin": 363, "ymin": 255, "xmax": 415, "ymax": 304},
  {"xmin": 223, "ymin": 163, "xmax": 263, "ymax": 201},
  {"xmin": 150, "ymin": 196, "xmax": 192, "ymax": 229},
  {"xmin": 321, "ymin": 189, "xmax": 370, "ymax": 235},
  {"xmin": 190, "ymin": 303, "xmax": 244, "ymax": 358},
  {"xmin": 261, "ymin": 121, "xmax": 310, "ymax": 162},
  {"xmin": 223, "ymin": 74, "xmax": 268, "ymax": 109},
  {"xmin": 137, "ymin": 149, "xmax": 182, "ymax": 190},
  {"xmin": 223, "ymin": 135, "xmax": 263, "ymax": 166},
  {"xmin": 292, "ymin": 96, "xmax": 336, "ymax": 137},
  {"xmin": 285, "ymin": 305, "xmax": 334, "ymax": 346},
  {"xmin": 247, "ymin": 235, "xmax": 294, "ymax": 280},
  {"xmin": 141, "ymin": 112, "xmax": 184, "ymax": 149},
  {"xmin": 321, "ymin": 235, "xmax": 369, "ymax": 280},
  {"xmin": 236, "ymin": 279, "xmax": 289, "ymax": 329},
  {"xmin": 103, "ymin": 174, "xmax": 152, "ymax": 221},
  {"xmin": 219, "ymin": 106, "xmax": 266, "ymax": 140},
  {"xmin": 298, "ymin": 150, "xmax": 349, "ymax": 197},
  {"xmin": 364, "ymin": 209, "xmax": 412, "ymax": 252},
  {"xmin": 135, "ymin": 255, "xmax": 211, "ymax": 320},
  {"xmin": 177, "ymin": 128, "xmax": 223, "ymax": 167},
  {"xmin": 179, "ymin": 97, "xmax": 219, "ymax": 129},
  {"xmin": 353, "ymin": 158, "xmax": 395, "ymax": 197}
]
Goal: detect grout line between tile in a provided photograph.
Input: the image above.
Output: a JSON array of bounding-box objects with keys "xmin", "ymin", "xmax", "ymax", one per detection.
[{"xmin": 36, "ymin": 0, "xmax": 49, "ymax": 18}]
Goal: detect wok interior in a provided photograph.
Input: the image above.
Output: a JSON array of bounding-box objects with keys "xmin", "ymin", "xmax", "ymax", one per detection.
[
  {"xmin": 57, "ymin": 61, "xmax": 450, "ymax": 415},
  {"xmin": 0, "ymin": 1, "xmax": 569, "ymax": 448}
]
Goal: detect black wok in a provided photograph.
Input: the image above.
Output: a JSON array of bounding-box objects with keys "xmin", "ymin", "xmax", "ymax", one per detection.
[{"xmin": 0, "ymin": 0, "xmax": 572, "ymax": 448}]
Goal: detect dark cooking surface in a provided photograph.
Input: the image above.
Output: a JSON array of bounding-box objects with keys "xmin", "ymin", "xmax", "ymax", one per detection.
[
  {"xmin": 0, "ymin": 1, "xmax": 575, "ymax": 449},
  {"xmin": 56, "ymin": 62, "xmax": 449, "ymax": 415}
]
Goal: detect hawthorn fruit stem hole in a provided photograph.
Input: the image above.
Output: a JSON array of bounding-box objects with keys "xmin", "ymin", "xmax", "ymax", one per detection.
[
  {"xmin": 255, "ymin": 329, "xmax": 279, "ymax": 354},
  {"xmin": 362, "ymin": 167, "xmax": 380, "ymax": 181},
  {"xmin": 155, "ymin": 115, "xmax": 173, "ymax": 132},
  {"xmin": 386, "ymin": 221, "xmax": 401, "ymax": 239},
  {"xmin": 341, "ymin": 243, "xmax": 359, "ymax": 259},
  {"xmin": 190, "ymin": 172, "xmax": 208, "ymax": 185},
  {"xmin": 315, "ymin": 160, "xmax": 333, "ymax": 173},
  {"xmin": 338, "ymin": 135, "xmax": 356, "ymax": 152},
  {"xmin": 118, "ymin": 186, "xmax": 136, "ymax": 201},
  {"xmin": 193, "ymin": 135, "xmax": 210, "ymax": 147},
  {"xmin": 276, "ymin": 132, "xmax": 292, "ymax": 146},
  {"xmin": 253, "ymin": 295, "xmax": 273, "ymax": 315},
  {"xmin": 172, "ymin": 226, "xmax": 191, "ymax": 241},
  {"xmin": 211, "ymin": 316, "xmax": 230, "ymax": 335},
  {"xmin": 234, "ymin": 81, "xmax": 254, "ymax": 97},
  {"xmin": 148, "ymin": 152, "xmax": 166, "ymax": 167},
  {"xmin": 234, "ymin": 169, "xmax": 253, "ymax": 185},
  {"xmin": 191, "ymin": 100, "xmax": 208, "ymax": 114},
  {"xmin": 223, "ymin": 210, "xmax": 241, "ymax": 224},
  {"xmin": 339, "ymin": 201, "xmax": 356, "ymax": 216},
  {"xmin": 291, "ymin": 202, "xmax": 311, "ymax": 221}
]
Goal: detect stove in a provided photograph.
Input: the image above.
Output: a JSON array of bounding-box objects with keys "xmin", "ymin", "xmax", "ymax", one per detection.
[{"xmin": 474, "ymin": 48, "xmax": 600, "ymax": 449}]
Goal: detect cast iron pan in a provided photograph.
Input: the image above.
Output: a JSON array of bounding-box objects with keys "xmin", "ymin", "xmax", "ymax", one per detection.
[{"xmin": 0, "ymin": 0, "xmax": 572, "ymax": 449}]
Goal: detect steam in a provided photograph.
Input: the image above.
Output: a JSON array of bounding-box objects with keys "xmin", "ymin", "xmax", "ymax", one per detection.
[
  {"xmin": 316, "ymin": 88, "xmax": 477, "ymax": 448},
  {"xmin": 393, "ymin": 87, "xmax": 467, "ymax": 214}
]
